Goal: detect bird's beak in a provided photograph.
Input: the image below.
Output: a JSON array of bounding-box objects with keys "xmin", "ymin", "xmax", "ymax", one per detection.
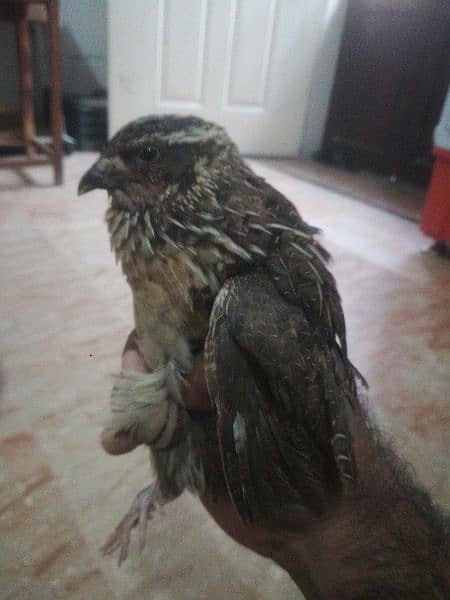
[{"xmin": 78, "ymin": 158, "xmax": 124, "ymax": 196}]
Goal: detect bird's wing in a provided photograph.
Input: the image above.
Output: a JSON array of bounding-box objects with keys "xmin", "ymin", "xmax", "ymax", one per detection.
[{"xmin": 204, "ymin": 269, "xmax": 357, "ymax": 522}]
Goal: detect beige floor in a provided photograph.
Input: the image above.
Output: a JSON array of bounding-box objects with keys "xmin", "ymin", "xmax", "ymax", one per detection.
[{"xmin": 1, "ymin": 154, "xmax": 449, "ymax": 599}]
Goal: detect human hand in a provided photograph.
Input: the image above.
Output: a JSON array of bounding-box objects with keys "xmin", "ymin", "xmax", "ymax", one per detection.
[
  {"xmin": 100, "ymin": 333, "xmax": 328, "ymax": 597},
  {"xmin": 101, "ymin": 330, "xmax": 211, "ymax": 455},
  {"xmin": 100, "ymin": 334, "xmax": 450, "ymax": 598}
]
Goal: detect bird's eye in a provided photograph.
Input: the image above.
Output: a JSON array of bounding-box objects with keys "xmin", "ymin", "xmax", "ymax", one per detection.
[{"xmin": 137, "ymin": 145, "xmax": 159, "ymax": 163}]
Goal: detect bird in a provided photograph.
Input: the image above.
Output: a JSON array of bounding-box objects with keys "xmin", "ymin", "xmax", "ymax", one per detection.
[{"xmin": 78, "ymin": 114, "xmax": 364, "ymax": 565}]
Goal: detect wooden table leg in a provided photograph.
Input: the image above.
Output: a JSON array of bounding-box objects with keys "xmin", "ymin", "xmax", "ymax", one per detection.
[
  {"xmin": 47, "ymin": 0, "xmax": 63, "ymax": 185},
  {"xmin": 15, "ymin": 6, "xmax": 36, "ymax": 158}
]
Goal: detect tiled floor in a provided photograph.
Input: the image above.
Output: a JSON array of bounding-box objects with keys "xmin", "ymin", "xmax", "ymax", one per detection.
[{"xmin": 1, "ymin": 154, "xmax": 449, "ymax": 599}]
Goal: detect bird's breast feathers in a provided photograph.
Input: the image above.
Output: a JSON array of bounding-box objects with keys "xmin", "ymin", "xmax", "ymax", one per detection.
[{"xmin": 104, "ymin": 194, "xmax": 326, "ymax": 303}]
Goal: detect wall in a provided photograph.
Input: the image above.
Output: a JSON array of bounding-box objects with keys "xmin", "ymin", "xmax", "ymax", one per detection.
[
  {"xmin": 59, "ymin": 0, "xmax": 107, "ymax": 96},
  {"xmin": 0, "ymin": 23, "xmax": 20, "ymax": 106}
]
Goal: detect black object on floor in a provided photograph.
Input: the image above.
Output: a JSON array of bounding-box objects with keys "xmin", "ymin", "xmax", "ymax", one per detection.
[{"xmin": 64, "ymin": 94, "xmax": 107, "ymax": 152}]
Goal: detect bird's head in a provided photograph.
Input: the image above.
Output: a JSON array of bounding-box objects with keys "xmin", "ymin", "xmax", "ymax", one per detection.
[{"xmin": 78, "ymin": 114, "xmax": 237, "ymax": 213}]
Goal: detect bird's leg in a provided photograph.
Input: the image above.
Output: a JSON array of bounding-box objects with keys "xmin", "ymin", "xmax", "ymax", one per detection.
[{"xmin": 101, "ymin": 482, "xmax": 167, "ymax": 566}]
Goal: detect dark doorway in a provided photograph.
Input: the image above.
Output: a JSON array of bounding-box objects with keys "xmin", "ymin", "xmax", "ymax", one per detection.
[{"xmin": 320, "ymin": 0, "xmax": 450, "ymax": 188}]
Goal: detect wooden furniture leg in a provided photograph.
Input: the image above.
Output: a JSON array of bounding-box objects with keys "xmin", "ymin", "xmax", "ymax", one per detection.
[
  {"xmin": 0, "ymin": 0, "xmax": 64, "ymax": 185},
  {"xmin": 47, "ymin": 0, "xmax": 63, "ymax": 184},
  {"xmin": 15, "ymin": 5, "xmax": 36, "ymax": 157}
]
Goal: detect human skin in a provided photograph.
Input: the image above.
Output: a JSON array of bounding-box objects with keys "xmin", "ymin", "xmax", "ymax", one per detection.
[{"xmin": 101, "ymin": 334, "xmax": 449, "ymax": 599}]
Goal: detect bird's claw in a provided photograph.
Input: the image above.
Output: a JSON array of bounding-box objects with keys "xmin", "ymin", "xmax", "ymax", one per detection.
[{"xmin": 101, "ymin": 483, "xmax": 162, "ymax": 566}]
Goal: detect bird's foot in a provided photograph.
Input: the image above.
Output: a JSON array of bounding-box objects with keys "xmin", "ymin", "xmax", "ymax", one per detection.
[{"xmin": 101, "ymin": 483, "xmax": 164, "ymax": 566}]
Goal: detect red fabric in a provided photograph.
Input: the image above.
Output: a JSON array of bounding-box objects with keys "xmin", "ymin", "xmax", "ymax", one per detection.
[{"xmin": 421, "ymin": 147, "xmax": 450, "ymax": 242}]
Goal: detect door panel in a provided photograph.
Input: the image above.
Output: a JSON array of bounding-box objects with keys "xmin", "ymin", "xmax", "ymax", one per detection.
[
  {"xmin": 223, "ymin": 0, "xmax": 276, "ymax": 108},
  {"xmin": 108, "ymin": 0, "xmax": 339, "ymax": 156},
  {"xmin": 157, "ymin": 0, "xmax": 208, "ymax": 107}
]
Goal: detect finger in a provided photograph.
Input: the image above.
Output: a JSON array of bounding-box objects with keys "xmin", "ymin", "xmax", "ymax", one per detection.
[
  {"xmin": 123, "ymin": 329, "xmax": 138, "ymax": 355},
  {"xmin": 121, "ymin": 348, "xmax": 149, "ymax": 374},
  {"xmin": 121, "ymin": 330, "xmax": 150, "ymax": 373},
  {"xmin": 101, "ymin": 427, "xmax": 140, "ymax": 455}
]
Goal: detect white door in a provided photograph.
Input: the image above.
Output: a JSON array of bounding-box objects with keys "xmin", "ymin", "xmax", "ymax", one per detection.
[{"xmin": 108, "ymin": 0, "xmax": 334, "ymax": 156}]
